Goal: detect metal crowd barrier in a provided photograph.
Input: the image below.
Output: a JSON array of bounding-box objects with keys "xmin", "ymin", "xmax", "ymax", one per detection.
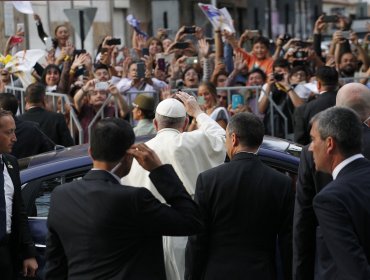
[
  {"xmin": 5, "ymin": 75, "xmax": 370, "ymax": 144},
  {"xmin": 5, "ymin": 86, "xmax": 85, "ymax": 145},
  {"xmin": 87, "ymin": 90, "xmax": 160, "ymax": 143}
]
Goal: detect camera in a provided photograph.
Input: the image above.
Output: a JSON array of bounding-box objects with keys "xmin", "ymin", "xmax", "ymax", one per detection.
[
  {"xmin": 106, "ymin": 38, "xmax": 121, "ymax": 46},
  {"xmin": 341, "ymin": 31, "xmax": 351, "ymax": 40},
  {"xmin": 273, "ymin": 73, "xmax": 284, "ymax": 82},
  {"xmin": 95, "ymin": 82, "xmax": 109, "ymax": 91},
  {"xmin": 73, "ymin": 49, "xmax": 87, "ymax": 56},
  {"xmin": 282, "ymin": 34, "xmax": 291, "ymax": 42},
  {"xmin": 173, "ymin": 42, "xmax": 190, "ymax": 49},
  {"xmin": 186, "ymin": 57, "xmax": 198, "ymax": 65},
  {"xmin": 322, "ymin": 15, "xmax": 339, "ymax": 23},
  {"xmin": 293, "ymin": 50, "xmax": 308, "ymax": 59},
  {"xmin": 184, "ymin": 26, "xmax": 196, "ymax": 34}
]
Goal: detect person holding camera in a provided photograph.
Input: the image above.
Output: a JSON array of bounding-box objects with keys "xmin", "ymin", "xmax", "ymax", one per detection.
[
  {"xmin": 74, "ymin": 79, "xmax": 129, "ymax": 143},
  {"xmin": 258, "ymin": 58, "xmax": 304, "ymax": 139},
  {"xmin": 117, "ymin": 58, "xmax": 168, "ymax": 104}
]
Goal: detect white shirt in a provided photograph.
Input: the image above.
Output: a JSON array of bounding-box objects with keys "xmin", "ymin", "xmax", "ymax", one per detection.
[
  {"xmin": 332, "ymin": 154, "xmax": 364, "ymax": 180},
  {"xmin": 2, "ymin": 156, "xmax": 15, "ymax": 234},
  {"xmin": 91, "ymin": 168, "xmax": 121, "ymax": 184}
]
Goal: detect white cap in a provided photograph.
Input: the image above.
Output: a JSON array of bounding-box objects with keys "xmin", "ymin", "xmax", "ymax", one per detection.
[{"xmin": 155, "ymin": 98, "xmax": 186, "ymax": 118}]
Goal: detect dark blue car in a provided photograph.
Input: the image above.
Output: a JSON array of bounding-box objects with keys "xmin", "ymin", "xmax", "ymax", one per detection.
[{"xmin": 19, "ymin": 136, "xmax": 301, "ymax": 279}]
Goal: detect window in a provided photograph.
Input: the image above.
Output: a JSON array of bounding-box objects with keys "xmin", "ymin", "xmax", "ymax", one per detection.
[{"xmin": 22, "ymin": 167, "xmax": 91, "ymax": 217}]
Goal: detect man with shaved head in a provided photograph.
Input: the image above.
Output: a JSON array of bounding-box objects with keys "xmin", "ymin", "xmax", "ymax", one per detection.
[
  {"xmin": 336, "ymin": 82, "xmax": 370, "ymax": 157},
  {"xmin": 293, "ymin": 82, "xmax": 370, "ymax": 280}
]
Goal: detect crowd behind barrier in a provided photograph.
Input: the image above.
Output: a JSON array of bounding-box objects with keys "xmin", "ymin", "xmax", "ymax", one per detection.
[
  {"xmin": 4, "ymin": 75, "xmax": 370, "ymax": 144},
  {"xmin": 2, "ymin": 8, "xmax": 370, "ymax": 280},
  {"xmin": 1, "ymin": 11, "xmax": 369, "ymax": 148}
]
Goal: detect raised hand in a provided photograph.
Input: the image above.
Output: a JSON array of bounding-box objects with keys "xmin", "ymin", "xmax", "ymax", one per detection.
[{"xmin": 127, "ymin": 143, "xmax": 163, "ymax": 172}]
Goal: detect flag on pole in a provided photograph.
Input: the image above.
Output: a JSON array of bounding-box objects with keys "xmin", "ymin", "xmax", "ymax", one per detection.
[{"xmin": 198, "ymin": 3, "xmax": 235, "ymax": 33}]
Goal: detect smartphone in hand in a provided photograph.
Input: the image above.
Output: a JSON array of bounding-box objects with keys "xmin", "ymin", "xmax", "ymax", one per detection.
[
  {"xmin": 106, "ymin": 38, "xmax": 121, "ymax": 45},
  {"xmin": 184, "ymin": 26, "xmax": 196, "ymax": 34},
  {"xmin": 157, "ymin": 58, "xmax": 166, "ymax": 71},
  {"xmin": 322, "ymin": 15, "xmax": 338, "ymax": 23},
  {"xmin": 232, "ymin": 94, "xmax": 244, "ymax": 109},
  {"xmin": 136, "ymin": 63, "xmax": 145, "ymax": 79},
  {"xmin": 173, "ymin": 42, "xmax": 190, "ymax": 49},
  {"xmin": 142, "ymin": 48, "xmax": 149, "ymax": 56}
]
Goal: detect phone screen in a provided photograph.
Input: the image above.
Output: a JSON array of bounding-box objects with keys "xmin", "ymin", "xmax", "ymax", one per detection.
[
  {"xmin": 322, "ymin": 15, "xmax": 338, "ymax": 23},
  {"xmin": 174, "ymin": 42, "xmax": 190, "ymax": 49},
  {"xmin": 184, "ymin": 26, "xmax": 196, "ymax": 34},
  {"xmin": 157, "ymin": 58, "xmax": 165, "ymax": 71},
  {"xmin": 136, "ymin": 63, "xmax": 145, "ymax": 79},
  {"xmin": 142, "ymin": 48, "xmax": 149, "ymax": 56},
  {"xmin": 232, "ymin": 94, "xmax": 244, "ymax": 109}
]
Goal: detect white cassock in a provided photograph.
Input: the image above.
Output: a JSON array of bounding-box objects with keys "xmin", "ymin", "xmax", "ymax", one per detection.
[{"xmin": 121, "ymin": 112, "xmax": 226, "ymax": 280}]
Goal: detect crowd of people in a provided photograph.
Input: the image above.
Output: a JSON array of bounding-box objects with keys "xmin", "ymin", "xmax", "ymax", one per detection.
[
  {"xmin": 0, "ymin": 13, "xmax": 370, "ymax": 148},
  {"xmin": 0, "ymin": 10, "xmax": 370, "ymax": 280}
]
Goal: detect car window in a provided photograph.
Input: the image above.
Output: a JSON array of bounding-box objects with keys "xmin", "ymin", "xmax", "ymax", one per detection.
[{"xmin": 22, "ymin": 167, "xmax": 91, "ymax": 217}]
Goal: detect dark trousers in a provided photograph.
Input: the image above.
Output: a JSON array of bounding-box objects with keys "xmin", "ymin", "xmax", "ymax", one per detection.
[{"xmin": 0, "ymin": 240, "xmax": 13, "ymax": 280}]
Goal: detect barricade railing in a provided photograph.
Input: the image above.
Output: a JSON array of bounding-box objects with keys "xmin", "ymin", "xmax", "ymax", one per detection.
[
  {"xmin": 5, "ymin": 75, "xmax": 370, "ymax": 144},
  {"xmin": 44, "ymin": 91, "xmax": 84, "ymax": 145},
  {"xmin": 339, "ymin": 76, "xmax": 370, "ymax": 83},
  {"xmin": 170, "ymin": 86, "xmax": 291, "ymax": 138},
  {"xmin": 86, "ymin": 90, "xmax": 161, "ymax": 142}
]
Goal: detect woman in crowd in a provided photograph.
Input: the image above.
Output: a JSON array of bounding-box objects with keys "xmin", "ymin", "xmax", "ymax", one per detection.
[
  {"xmin": 34, "ymin": 14, "xmax": 71, "ymax": 59},
  {"xmin": 188, "ymin": 81, "xmax": 229, "ymax": 131}
]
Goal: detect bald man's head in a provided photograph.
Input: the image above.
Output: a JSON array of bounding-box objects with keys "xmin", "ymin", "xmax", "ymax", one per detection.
[{"xmin": 336, "ymin": 83, "xmax": 370, "ymax": 121}]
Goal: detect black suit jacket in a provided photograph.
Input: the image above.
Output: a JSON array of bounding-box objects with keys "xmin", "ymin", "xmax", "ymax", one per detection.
[
  {"xmin": 294, "ymin": 91, "xmax": 337, "ymax": 145},
  {"xmin": 45, "ymin": 165, "xmax": 203, "ymax": 280},
  {"xmin": 293, "ymin": 126, "xmax": 370, "ymax": 280},
  {"xmin": 19, "ymin": 107, "xmax": 74, "ymax": 147},
  {"xmin": 3, "ymin": 154, "xmax": 37, "ymax": 274},
  {"xmin": 12, "ymin": 117, "xmax": 55, "ymax": 159},
  {"xmin": 185, "ymin": 153, "xmax": 294, "ymax": 280},
  {"xmin": 313, "ymin": 158, "xmax": 370, "ymax": 280}
]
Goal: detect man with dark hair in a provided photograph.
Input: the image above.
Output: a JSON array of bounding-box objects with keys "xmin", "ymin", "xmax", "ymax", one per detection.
[
  {"xmin": 294, "ymin": 66, "xmax": 339, "ymax": 145},
  {"xmin": 0, "ymin": 93, "xmax": 54, "ymax": 158},
  {"xmin": 73, "ymin": 78, "xmax": 129, "ymax": 143},
  {"xmin": 338, "ymin": 52, "xmax": 357, "ymax": 78},
  {"xmin": 309, "ymin": 107, "xmax": 370, "ymax": 279},
  {"xmin": 258, "ymin": 58, "xmax": 304, "ymax": 139},
  {"xmin": 93, "ymin": 63, "xmax": 110, "ymax": 82},
  {"xmin": 0, "ymin": 109, "xmax": 38, "ymax": 279},
  {"xmin": 19, "ymin": 82, "xmax": 74, "ymax": 147},
  {"xmin": 293, "ymin": 82, "xmax": 370, "ymax": 280},
  {"xmin": 45, "ymin": 118, "xmax": 203, "ymax": 279},
  {"xmin": 185, "ymin": 112, "xmax": 294, "ymax": 280}
]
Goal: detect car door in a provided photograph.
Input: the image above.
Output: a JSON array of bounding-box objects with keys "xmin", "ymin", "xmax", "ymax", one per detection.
[{"xmin": 21, "ymin": 166, "xmax": 91, "ymax": 279}]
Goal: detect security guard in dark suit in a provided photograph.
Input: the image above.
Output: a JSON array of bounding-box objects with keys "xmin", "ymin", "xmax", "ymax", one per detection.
[{"xmin": 0, "ymin": 109, "xmax": 38, "ymax": 279}]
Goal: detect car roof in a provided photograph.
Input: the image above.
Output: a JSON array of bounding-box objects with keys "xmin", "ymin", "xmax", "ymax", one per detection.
[{"xmin": 19, "ymin": 135, "xmax": 302, "ymax": 183}]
